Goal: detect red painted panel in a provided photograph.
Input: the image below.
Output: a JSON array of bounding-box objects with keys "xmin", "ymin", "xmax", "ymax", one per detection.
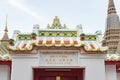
[
  {"xmin": 33, "ymin": 68, "xmax": 84, "ymax": 80},
  {"xmin": 105, "ymin": 61, "xmax": 120, "ymax": 65},
  {"xmin": 105, "ymin": 61, "xmax": 120, "ymax": 73},
  {"xmin": 117, "ymin": 70, "xmax": 120, "ymax": 73},
  {"xmin": 0, "ymin": 61, "xmax": 12, "ymax": 67},
  {"xmin": 39, "ymin": 76, "xmax": 56, "ymax": 80},
  {"xmin": 61, "ymin": 76, "xmax": 77, "ymax": 80}
]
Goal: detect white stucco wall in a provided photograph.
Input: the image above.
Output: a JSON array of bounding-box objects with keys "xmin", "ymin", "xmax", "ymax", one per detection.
[
  {"xmin": 0, "ymin": 65, "xmax": 10, "ymax": 80},
  {"xmin": 79, "ymin": 54, "xmax": 106, "ymax": 80},
  {"xmin": 11, "ymin": 54, "xmax": 39, "ymax": 80},
  {"xmin": 117, "ymin": 73, "xmax": 120, "ymax": 80},
  {"xmin": 105, "ymin": 65, "xmax": 117, "ymax": 80},
  {"xmin": 10, "ymin": 51, "xmax": 107, "ymax": 80}
]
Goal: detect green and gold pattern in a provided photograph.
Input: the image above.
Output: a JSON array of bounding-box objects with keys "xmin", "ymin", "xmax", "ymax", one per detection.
[
  {"xmin": 17, "ymin": 34, "xmax": 32, "ymax": 40},
  {"xmin": 84, "ymin": 35, "xmax": 96, "ymax": 40},
  {"xmin": 38, "ymin": 31, "xmax": 77, "ymax": 37},
  {"xmin": 80, "ymin": 33, "xmax": 97, "ymax": 40}
]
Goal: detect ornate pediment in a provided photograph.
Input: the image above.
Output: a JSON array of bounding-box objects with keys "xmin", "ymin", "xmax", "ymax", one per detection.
[{"xmin": 47, "ymin": 16, "xmax": 67, "ymax": 29}]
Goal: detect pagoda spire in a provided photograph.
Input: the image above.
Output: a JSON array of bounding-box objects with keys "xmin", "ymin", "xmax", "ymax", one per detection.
[
  {"xmin": 1, "ymin": 15, "xmax": 9, "ymax": 42},
  {"xmin": 4, "ymin": 14, "xmax": 8, "ymax": 32},
  {"xmin": 108, "ymin": 0, "xmax": 117, "ymax": 14},
  {"xmin": 104, "ymin": 0, "xmax": 120, "ymax": 53}
]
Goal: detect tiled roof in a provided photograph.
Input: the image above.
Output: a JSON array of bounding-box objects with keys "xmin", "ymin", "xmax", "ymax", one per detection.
[
  {"xmin": 8, "ymin": 35, "xmax": 108, "ymax": 52},
  {"xmin": 105, "ymin": 54, "xmax": 120, "ymax": 61},
  {"xmin": 0, "ymin": 44, "xmax": 11, "ymax": 61},
  {"xmin": 8, "ymin": 17, "xmax": 108, "ymax": 54},
  {"xmin": 0, "ymin": 54, "xmax": 11, "ymax": 61}
]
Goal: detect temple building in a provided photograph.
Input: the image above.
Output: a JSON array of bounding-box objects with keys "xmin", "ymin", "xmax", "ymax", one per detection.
[{"xmin": 0, "ymin": 0, "xmax": 120, "ymax": 80}]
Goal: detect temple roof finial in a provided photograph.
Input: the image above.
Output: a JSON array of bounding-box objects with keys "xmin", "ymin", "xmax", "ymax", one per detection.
[
  {"xmin": 108, "ymin": 0, "xmax": 117, "ymax": 14},
  {"xmin": 53, "ymin": 16, "xmax": 60, "ymax": 25},
  {"xmin": 47, "ymin": 16, "xmax": 67, "ymax": 29}
]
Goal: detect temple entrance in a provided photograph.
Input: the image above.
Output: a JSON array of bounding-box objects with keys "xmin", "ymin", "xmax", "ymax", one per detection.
[{"xmin": 33, "ymin": 68, "xmax": 85, "ymax": 80}]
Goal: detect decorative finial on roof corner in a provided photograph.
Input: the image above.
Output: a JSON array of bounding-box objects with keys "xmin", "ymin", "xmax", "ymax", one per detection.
[
  {"xmin": 63, "ymin": 24, "xmax": 67, "ymax": 28},
  {"xmin": 108, "ymin": 0, "xmax": 117, "ymax": 15},
  {"xmin": 47, "ymin": 24, "xmax": 51, "ymax": 29}
]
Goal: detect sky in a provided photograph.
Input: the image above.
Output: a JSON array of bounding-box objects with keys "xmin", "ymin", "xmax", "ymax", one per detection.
[{"xmin": 0, "ymin": 0, "xmax": 120, "ymax": 38}]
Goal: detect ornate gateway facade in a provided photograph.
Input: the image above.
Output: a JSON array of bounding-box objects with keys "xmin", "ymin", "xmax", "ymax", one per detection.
[
  {"xmin": 0, "ymin": 0, "xmax": 120, "ymax": 80},
  {"xmin": 8, "ymin": 16, "xmax": 108, "ymax": 80}
]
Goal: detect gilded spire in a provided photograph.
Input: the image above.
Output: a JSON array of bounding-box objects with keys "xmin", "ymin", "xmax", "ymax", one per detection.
[
  {"xmin": 108, "ymin": 0, "xmax": 116, "ymax": 14},
  {"xmin": 4, "ymin": 14, "xmax": 8, "ymax": 32},
  {"xmin": 1, "ymin": 15, "xmax": 9, "ymax": 41}
]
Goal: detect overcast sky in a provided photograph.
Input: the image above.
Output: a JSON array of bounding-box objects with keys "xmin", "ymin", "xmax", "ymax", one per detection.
[{"xmin": 0, "ymin": 0, "xmax": 120, "ymax": 38}]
